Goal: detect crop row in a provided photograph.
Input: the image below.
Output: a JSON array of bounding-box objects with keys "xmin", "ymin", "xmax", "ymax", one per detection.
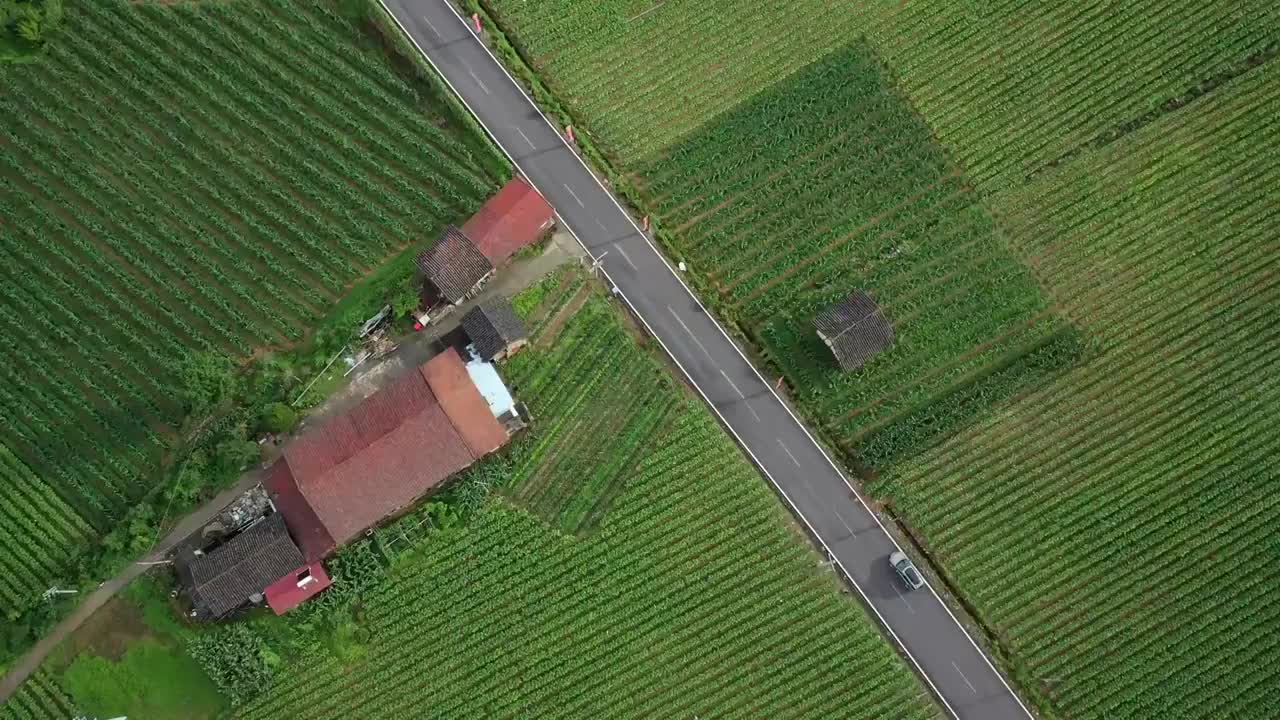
[
  {"xmin": 0, "ymin": 671, "xmax": 76, "ymax": 720},
  {"xmin": 0, "ymin": 0, "xmax": 502, "ymax": 607},
  {"xmin": 881, "ymin": 64, "xmax": 1280, "ymax": 719}
]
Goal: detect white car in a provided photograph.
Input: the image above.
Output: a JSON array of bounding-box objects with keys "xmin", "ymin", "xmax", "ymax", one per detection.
[{"xmin": 889, "ymin": 551, "xmax": 925, "ymax": 591}]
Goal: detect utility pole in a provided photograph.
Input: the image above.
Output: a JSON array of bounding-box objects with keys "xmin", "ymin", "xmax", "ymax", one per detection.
[{"xmin": 42, "ymin": 587, "xmax": 78, "ymax": 602}]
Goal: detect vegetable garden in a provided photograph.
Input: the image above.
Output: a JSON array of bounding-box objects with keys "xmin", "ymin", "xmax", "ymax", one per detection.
[
  {"xmin": 234, "ymin": 279, "xmax": 941, "ymax": 719},
  {"xmin": 877, "ymin": 63, "xmax": 1280, "ymax": 719},
  {"xmin": 502, "ymin": 268, "xmax": 680, "ymax": 534},
  {"xmin": 0, "ymin": 0, "xmax": 503, "ymax": 621}
]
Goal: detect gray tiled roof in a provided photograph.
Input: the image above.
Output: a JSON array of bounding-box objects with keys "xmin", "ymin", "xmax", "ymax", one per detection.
[
  {"xmin": 176, "ymin": 513, "xmax": 303, "ymax": 619},
  {"xmin": 416, "ymin": 225, "xmax": 494, "ymax": 304},
  {"xmin": 462, "ymin": 298, "xmax": 528, "ymax": 361},
  {"xmin": 814, "ymin": 290, "xmax": 894, "ymax": 371}
]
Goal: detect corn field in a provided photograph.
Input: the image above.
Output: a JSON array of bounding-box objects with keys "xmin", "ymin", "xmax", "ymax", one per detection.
[
  {"xmin": 0, "ymin": 0, "xmax": 502, "ymax": 621},
  {"xmin": 501, "ymin": 269, "xmax": 680, "ymax": 534},
  {"xmin": 488, "ymin": 0, "xmax": 1277, "ymax": 178},
  {"xmin": 0, "ymin": 671, "xmax": 76, "ymax": 720},
  {"xmin": 639, "ymin": 46, "xmax": 1070, "ymax": 458},
  {"xmin": 469, "ymin": 0, "xmax": 1279, "ymax": 716},
  {"xmin": 235, "ymin": 280, "xmax": 941, "ymax": 720},
  {"xmin": 878, "ymin": 62, "xmax": 1280, "ymax": 719}
]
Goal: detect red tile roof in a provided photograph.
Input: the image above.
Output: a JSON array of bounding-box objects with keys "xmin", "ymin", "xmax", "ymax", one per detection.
[
  {"xmin": 421, "ymin": 350, "xmax": 508, "ymax": 457},
  {"xmin": 265, "ymin": 460, "xmax": 336, "ymax": 562},
  {"xmin": 264, "ymin": 562, "xmax": 332, "ymax": 615},
  {"xmin": 268, "ymin": 349, "xmax": 509, "ymax": 559},
  {"xmin": 462, "ymin": 176, "xmax": 555, "ymax": 265}
]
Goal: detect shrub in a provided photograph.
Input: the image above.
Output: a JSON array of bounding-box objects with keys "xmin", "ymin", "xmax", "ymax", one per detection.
[
  {"xmin": 258, "ymin": 402, "xmax": 299, "ymax": 435},
  {"xmin": 187, "ymin": 624, "xmax": 276, "ymax": 707}
]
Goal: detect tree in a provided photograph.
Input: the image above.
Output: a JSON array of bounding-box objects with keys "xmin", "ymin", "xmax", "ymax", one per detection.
[
  {"xmin": 258, "ymin": 402, "xmax": 299, "ymax": 435},
  {"xmin": 215, "ymin": 436, "xmax": 259, "ymax": 475},
  {"xmin": 179, "ymin": 352, "xmax": 239, "ymax": 416}
]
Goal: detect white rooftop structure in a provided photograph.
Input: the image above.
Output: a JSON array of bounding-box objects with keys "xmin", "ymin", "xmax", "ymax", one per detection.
[{"xmin": 464, "ymin": 345, "xmax": 518, "ymax": 419}]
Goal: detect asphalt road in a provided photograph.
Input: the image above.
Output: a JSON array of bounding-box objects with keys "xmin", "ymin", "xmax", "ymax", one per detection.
[{"xmin": 380, "ymin": 2, "xmax": 1035, "ymax": 717}]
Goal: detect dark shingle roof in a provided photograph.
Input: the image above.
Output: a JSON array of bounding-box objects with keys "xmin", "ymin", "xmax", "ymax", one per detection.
[
  {"xmin": 416, "ymin": 225, "xmax": 494, "ymax": 303},
  {"xmin": 176, "ymin": 514, "xmax": 304, "ymax": 619},
  {"xmin": 461, "ymin": 299, "xmax": 528, "ymax": 361},
  {"xmin": 814, "ymin": 290, "xmax": 894, "ymax": 371}
]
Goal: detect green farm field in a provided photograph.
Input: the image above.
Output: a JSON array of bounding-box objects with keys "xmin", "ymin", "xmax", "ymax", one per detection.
[
  {"xmin": 234, "ymin": 273, "xmax": 940, "ymax": 720},
  {"xmin": 0, "ymin": 0, "xmax": 504, "ymax": 621},
  {"xmin": 470, "ymin": 0, "xmax": 1280, "ymax": 717},
  {"xmin": 488, "ymin": 0, "xmax": 1277, "ymax": 182},
  {"xmin": 880, "ymin": 63, "xmax": 1280, "ymax": 719},
  {"xmin": 639, "ymin": 45, "xmax": 1077, "ymax": 464},
  {"xmin": 0, "ymin": 671, "xmax": 76, "ymax": 720}
]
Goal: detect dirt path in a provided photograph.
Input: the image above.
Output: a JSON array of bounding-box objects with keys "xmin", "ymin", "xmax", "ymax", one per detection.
[
  {"xmin": 308, "ymin": 230, "xmax": 583, "ymax": 425},
  {"xmin": 0, "ymin": 469, "xmax": 266, "ymax": 703}
]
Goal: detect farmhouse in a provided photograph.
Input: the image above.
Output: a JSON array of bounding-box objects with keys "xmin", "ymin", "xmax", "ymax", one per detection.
[
  {"xmin": 174, "ymin": 513, "xmax": 331, "ymax": 621},
  {"xmin": 814, "ymin": 290, "xmax": 894, "ymax": 371},
  {"xmin": 417, "ymin": 224, "xmax": 495, "ymax": 307},
  {"xmin": 461, "ymin": 298, "xmax": 528, "ymax": 362},
  {"xmin": 462, "ymin": 175, "xmax": 555, "ymax": 266},
  {"xmin": 265, "ymin": 348, "xmax": 514, "ymax": 561}
]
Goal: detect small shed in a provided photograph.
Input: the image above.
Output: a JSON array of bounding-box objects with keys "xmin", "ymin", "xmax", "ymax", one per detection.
[
  {"xmin": 814, "ymin": 291, "xmax": 894, "ymax": 371},
  {"xmin": 416, "ymin": 225, "xmax": 495, "ymax": 306},
  {"xmin": 174, "ymin": 514, "xmax": 328, "ymax": 620},
  {"xmin": 461, "ymin": 299, "xmax": 528, "ymax": 362},
  {"xmin": 463, "ymin": 176, "xmax": 555, "ymax": 266}
]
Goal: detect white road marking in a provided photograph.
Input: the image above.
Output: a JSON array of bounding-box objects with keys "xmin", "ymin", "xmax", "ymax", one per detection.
[
  {"xmin": 778, "ymin": 439, "xmax": 801, "ymax": 467},
  {"xmin": 564, "ymin": 183, "xmax": 584, "ymax": 206},
  {"xmin": 595, "ymin": 218, "xmax": 609, "ymax": 233},
  {"xmin": 666, "ymin": 306, "xmax": 714, "ymax": 362},
  {"xmin": 954, "ymin": 662, "xmax": 978, "ymax": 694},
  {"xmin": 892, "ymin": 583, "xmax": 916, "ymax": 614},
  {"xmin": 613, "ymin": 242, "xmax": 637, "ymax": 270},
  {"xmin": 380, "ymin": 5, "xmax": 1034, "ymax": 716},
  {"xmin": 515, "ymin": 127, "xmax": 536, "ymax": 150},
  {"xmin": 720, "ymin": 369, "xmax": 745, "ymax": 399},
  {"xmin": 833, "ymin": 509, "xmax": 858, "ymax": 539},
  {"xmin": 465, "ymin": 66, "xmax": 490, "ymax": 94},
  {"xmin": 421, "ymin": 14, "xmax": 441, "ymax": 36}
]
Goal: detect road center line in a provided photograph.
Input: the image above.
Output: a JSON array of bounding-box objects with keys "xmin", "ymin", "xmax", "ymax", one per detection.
[
  {"xmin": 613, "ymin": 242, "xmax": 638, "ymax": 270},
  {"xmin": 515, "ymin": 127, "xmax": 536, "ymax": 150},
  {"xmin": 465, "ymin": 66, "xmax": 490, "ymax": 94},
  {"xmin": 953, "ymin": 662, "xmax": 978, "ymax": 693},
  {"xmin": 892, "ymin": 583, "xmax": 916, "ymax": 614},
  {"xmin": 778, "ymin": 439, "xmax": 801, "ymax": 467},
  {"xmin": 563, "ymin": 183, "xmax": 584, "ymax": 206},
  {"xmin": 420, "ymin": 14, "xmax": 441, "ymax": 36},
  {"xmin": 720, "ymin": 369, "xmax": 745, "ymax": 399},
  {"xmin": 666, "ymin": 306, "xmax": 714, "ymax": 362}
]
